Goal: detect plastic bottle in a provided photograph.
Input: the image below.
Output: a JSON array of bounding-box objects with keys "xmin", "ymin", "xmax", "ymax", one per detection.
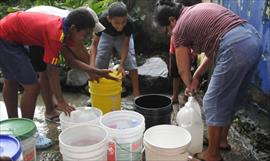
[{"xmin": 176, "ymin": 96, "xmax": 203, "ymax": 154}]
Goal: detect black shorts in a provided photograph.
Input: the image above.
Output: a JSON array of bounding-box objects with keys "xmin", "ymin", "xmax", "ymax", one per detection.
[
  {"xmin": 27, "ymin": 46, "xmax": 46, "ymax": 72},
  {"xmin": 169, "ymin": 54, "xmax": 180, "ymax": 78}
]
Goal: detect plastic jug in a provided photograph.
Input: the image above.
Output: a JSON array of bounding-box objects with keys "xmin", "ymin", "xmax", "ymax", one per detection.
[{"xmin": 176, "ymin": 96, "xmax": 203, "ymax": 154}]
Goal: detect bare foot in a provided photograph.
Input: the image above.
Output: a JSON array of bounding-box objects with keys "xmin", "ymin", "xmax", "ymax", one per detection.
[{"xmin": 188, "ymin": 151, "xmax": 224, "ymax": 161}]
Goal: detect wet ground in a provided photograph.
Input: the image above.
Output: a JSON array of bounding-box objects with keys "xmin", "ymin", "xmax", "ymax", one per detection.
[{"xmin": 0, "ymin": 92, "xmax": 258, "ymax": 161}]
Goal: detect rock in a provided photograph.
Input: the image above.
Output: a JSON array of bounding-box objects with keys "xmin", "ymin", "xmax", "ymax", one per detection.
[
  {"xmin": 65, "ymin": 69, "xmax": 89, "ymax": 86},
  {"xmin": 138, "ymin": 57, "xmax": 168, "ymax": 78}
]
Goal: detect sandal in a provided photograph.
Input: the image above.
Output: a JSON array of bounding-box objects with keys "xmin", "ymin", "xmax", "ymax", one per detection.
[
  {"xmin": 45, "ymin": 111, "xmax": 60, "ymax": 123},
  {"xmin": 36, "ymin": 134, "xmax": 53, "ymax": 150},
  {"xmin": 188, "ymin": 153, "xmax": 224, "ymax": 161}
]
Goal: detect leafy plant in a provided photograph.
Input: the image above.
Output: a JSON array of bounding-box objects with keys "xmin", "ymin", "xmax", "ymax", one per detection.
[
  {"xmin": 129, "ymin": 6, "xmax": 146, "ymax": 25},
  {"xmin": 0, "ymin": 3, "xmax": 9, "ymax": 18},
  {"xmin": 89, "ymin": 0, "xmax": 117, "ymax": 15}
]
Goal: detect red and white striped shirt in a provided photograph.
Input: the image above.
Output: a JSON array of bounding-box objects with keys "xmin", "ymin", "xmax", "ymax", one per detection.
[{"xmin": 173, "ymin": 3, "xmax": 246, "ymax": 58}]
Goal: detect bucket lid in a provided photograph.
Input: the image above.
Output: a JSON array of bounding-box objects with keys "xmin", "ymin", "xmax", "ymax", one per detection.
[
  {"xmin": 0, "ymin": 135, "xmax": 22, "ymax": 161},
  {"xmin": 0, "ymin": 118, "xmax": 37, "ymax": 140}
]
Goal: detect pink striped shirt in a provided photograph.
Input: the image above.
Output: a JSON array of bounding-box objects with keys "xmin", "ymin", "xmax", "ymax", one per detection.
[{"xmin": 173, "ymin": 3, "xmax": 246, "ymax": 58}]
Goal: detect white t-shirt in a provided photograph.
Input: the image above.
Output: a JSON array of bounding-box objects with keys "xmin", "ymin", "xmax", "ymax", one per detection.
[
  {"xmin": 26, "ymin": 6, "xmax": 69, "ymax": 17},
  {"xmin": 26, "ymin": 6, "xmax": 105, "ymax": 33}
]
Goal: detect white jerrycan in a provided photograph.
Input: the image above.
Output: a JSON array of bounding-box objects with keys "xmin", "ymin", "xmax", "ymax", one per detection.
[{"xmin": 176, "ymin": 96, "xmax": 203, "ymax": 154}]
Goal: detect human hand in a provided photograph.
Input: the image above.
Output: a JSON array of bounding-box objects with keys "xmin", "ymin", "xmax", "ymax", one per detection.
[
  {"xmin": 88, "ymin": 69, "xmax": 121, "ymax": 82},
  {"xmin": 56, "ymin": 102, "xmax": 75, "ymax": 116},
  {"xmin": 116, "ymin": 65, "xmax": 126, "ymax": 78},
  {"xmin": 0, "ymin": 156, "xmax": 12, "ymax": 161},
  {"xmin": 185, "ymin": 76, "xmax": 200, "ymax": 96},
  {"xmin": 98, "ymin": 69, "xmax": 121, "ymax": 81},
  {"xmin": 88, "ymin": 72, "xmax": 100, "ymax": 82}
]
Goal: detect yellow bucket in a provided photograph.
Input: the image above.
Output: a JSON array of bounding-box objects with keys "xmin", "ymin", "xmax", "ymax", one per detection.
[{"xmin": 89, "ymin": 71, "xmax": 122, "ymax": 114}]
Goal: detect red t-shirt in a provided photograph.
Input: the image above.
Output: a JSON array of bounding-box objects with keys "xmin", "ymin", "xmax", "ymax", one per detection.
[
  {"xmin": 0, "ymin": 11, "xmax": 69, "ymax": 65},
  {"xmin": 169, "ymin": 34, "xmax": 175, "ymax": 55}
]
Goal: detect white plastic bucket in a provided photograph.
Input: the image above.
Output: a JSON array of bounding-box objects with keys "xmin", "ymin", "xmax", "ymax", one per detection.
[
  {"xmin": 143, "ymin": 125, "xmax": 191, "ymax": 161},
  {"xmin": 59, "ymin": 125, "xmax": 108, "ymax": 161},
  {"xmin": 100, "ymin": 110, "xmax": 145, "ymax": 161},
  {"xmin": 59, "ymin": 107, "xmax": 102, "ymax": 131}
]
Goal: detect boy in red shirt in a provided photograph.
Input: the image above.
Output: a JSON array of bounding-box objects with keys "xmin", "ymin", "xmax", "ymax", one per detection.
[{"xmin": 0, "ymin": 8, "xmax": 117, "ymax": 119}]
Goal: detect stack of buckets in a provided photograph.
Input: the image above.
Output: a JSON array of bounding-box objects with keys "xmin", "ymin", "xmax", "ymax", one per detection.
[
  {"xmin": 59, "ymin": 110, "xmax": 145, "ymax": 161},
  {"xmin": 143, "ymin": 125, "xmax": 191, "ymax": 161},
  {"xmin": 100, "ymin": 110, "xmax": 145, "ymax": 161},
  {"xmin": 59, "ymin": 125, "xmax": 109, "ymax": 161},
  {"xmin": 0, "ymin": 118, "xmax": 37, "ymax": 161},
  {"xmin": 58, "ymin": 91, "xmax": 192, "ymax": 161},
  {"xmin": 89, "ymin": 71, "xmax": 122, "ymax": 114},
  {"xmin": 59, "ymin": 107, "xmax": 105, "ymax": 160}
]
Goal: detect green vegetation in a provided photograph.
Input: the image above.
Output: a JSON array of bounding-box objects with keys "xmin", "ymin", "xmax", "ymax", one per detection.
[{"xmin": 0, "ymin": 0, "xmax": 118, "ymax": 18}]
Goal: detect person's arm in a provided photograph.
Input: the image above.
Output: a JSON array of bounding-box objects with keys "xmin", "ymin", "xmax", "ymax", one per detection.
[
  {"xmin": 193, "ymin": 55, "xmax": 211, "ymax": 79},
  {"xmin": 118, "ymin": 36, "xmax": 130, "ymax": 75},
  {"xmin": 69, "ymin": 44, "xmax": 90, "ymax": 64},
  {"xmin": 46, "ymin": 64, "xmax": 75, "ymax": 115},
  {"xmin": 61, "ymin": 46, "xmax": 98, "ymax": 73},
  {"xmin": 89, "ymin": 35, "xmax": 100, "ymax": 67},
  {"xmin": 175, "ymin": 46, "xmax": 192, "ymax": 87},
  {"xmin": 61, "ymin": 46, "xmax": 119, "ymax": 82},
  {"xmin": 188, "ymin": 56, "xmax": 212, "ymax": 93}
]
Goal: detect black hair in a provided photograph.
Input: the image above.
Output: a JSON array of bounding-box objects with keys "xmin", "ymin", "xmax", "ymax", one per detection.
[
  {"xmin": 66, "ymin": 8, "xmax": 95, "ymax": 31},
  {"xmin": 154, "ymin": 0, "xmax": 183, "ymax": 27},
  {"xmin": 108, "ymin": 2, "xmax": 128, "ymax": 17},
  {"xmin": 176, "ymin": 0, "xmax": 202, "ymax": 6}
]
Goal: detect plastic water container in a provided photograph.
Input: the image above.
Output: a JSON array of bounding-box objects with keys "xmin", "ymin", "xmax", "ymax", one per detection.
[
  {"xmin": 89, "ymin": 71, "xmax": 122, "ymax": 114},
  {"xmin": 176, "ymin": 97, "xmax": 203, "ymax": 154},
  {"xmin": 100, "ymin": 110, "xmax": 145, "ymax": 161},
  {"xmin": 143, "ymin": 125, "xmax": 191, "ymax": 161},
  {"xmin": 0, "ymin": 118, "xmax": 37, "ymax": 161},
  {"xmin": 59, "ymin": 125, "xmax": 109, "ymax": 161},
  {"xmin": 0, "ymin": 135, "xmax": 23, "ymax": 161},
  {"xmin": 59, "ymin": 107, "xmax": 102, "ymax": 131}
]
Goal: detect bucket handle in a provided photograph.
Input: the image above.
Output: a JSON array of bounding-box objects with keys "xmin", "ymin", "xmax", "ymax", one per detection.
[{"xmin": 109, "ymin": 138, "xmax": 144, "ymax": 154}]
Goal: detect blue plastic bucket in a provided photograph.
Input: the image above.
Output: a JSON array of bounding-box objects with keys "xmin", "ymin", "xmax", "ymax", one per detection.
[{"xmin": 0, "ymin": 134, "xmax": 23, "ymax": 161}]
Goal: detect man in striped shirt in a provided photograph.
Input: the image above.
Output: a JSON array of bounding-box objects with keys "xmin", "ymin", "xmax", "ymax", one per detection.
[{"xmin": 154, "ymin": 1, "xmax": 262, "ymax": 161}]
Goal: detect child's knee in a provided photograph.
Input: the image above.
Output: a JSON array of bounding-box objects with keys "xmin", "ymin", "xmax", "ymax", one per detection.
[{"xmin": 22, "ymin": 83, "xmax": 40, "ymax": 95}]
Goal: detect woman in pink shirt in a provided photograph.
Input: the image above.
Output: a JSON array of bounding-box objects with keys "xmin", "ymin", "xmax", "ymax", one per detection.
[{"xmin": 154, "ymin": 1, "xmax": 262, "ymax": 161}]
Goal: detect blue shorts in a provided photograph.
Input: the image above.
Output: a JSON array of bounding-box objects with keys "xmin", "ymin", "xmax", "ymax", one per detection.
[
  {"xmin": 203, "ymin": 23, "xmax": 262, "ymax": 126},
  {"xmin": 0, "ymin": 39, "xmax": 37, "ymax": 85},
  {"xmin": 27, "ymin": 46, "xmax": 46, "ymax": 72},
  {"xmin": 95, "ymin": 33, "xmax": 137, "ymax": 70}
]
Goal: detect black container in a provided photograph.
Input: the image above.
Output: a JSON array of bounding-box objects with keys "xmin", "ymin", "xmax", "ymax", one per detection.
[{"xmin": 134, "ymin": 94, "xmax": 172, "ymax": 129}]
